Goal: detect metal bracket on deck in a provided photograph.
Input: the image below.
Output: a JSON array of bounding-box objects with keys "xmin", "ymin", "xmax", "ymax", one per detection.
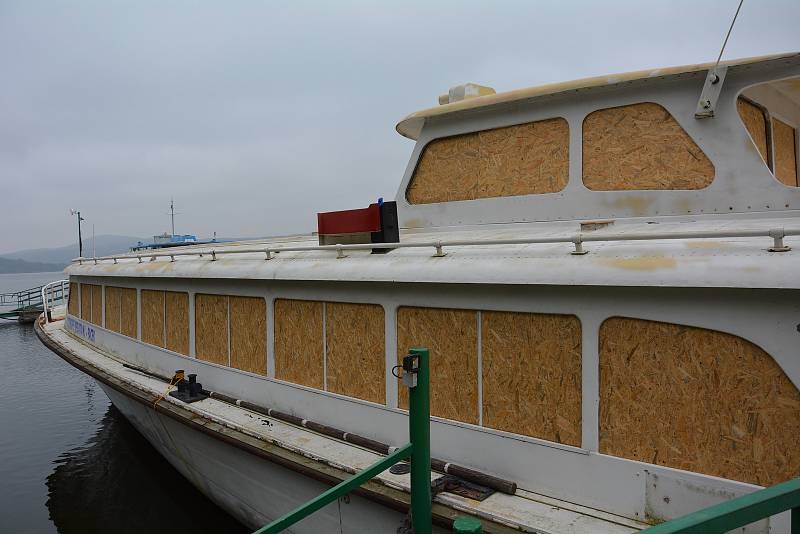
[{"xmin": 695, "ymin": 66, "xmax": 728, "ymax": 119}]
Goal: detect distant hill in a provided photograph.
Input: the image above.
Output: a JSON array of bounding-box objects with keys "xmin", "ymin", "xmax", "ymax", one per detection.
[
  {"xmin": 0, "ymin": 257, "xmax": 66, "ymax": 274},
  {"xmin": 1, "ymin": 235, "xmax": 145, "ymax": 266}
]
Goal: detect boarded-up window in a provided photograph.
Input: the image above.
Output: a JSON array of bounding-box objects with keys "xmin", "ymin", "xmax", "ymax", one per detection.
[
  {"xmin": 165, "ymin": 291, "xmax": 189, "ymax": 356},
  {"xmin": 397, "ymin": 307, "xmax": 478, "ymax": 424},
  {"xmin": 120, "ymin": 288, "xmax": 137, "ymax": 338},
  {"xmin": 90, "ymin": 285, "xmax": 102, "ymax": 326},
  {"xmin": 230, "ymin": 296, "xmax": 266, "ymax": 375},
  {"xmin": 482, "ymin": 311, "xmax": 582, "ymax": 446},
  {"xmin": 599, "ymin": 317, "xmax": 800, "ymax": 486},
  {"xmin": 274, "ymin": 299, "xmax": 324, "ymax": 389},
  {"xmin": 104, "ymin": 286, "xmax": 121, "ymax": 333},
  {"xmin": 407, "ymin": 118, "xmax": 569, "ymax": 204},
  {"xmin": 773, "ymin": 118, "xmax": 798, "ymax": 186},
  {"xmin": 141, "ymin": 290, "xmax": 165, "ymax": 347},
  {"xmin": 582, "ymin": 102, "xmax": 715, "ymax": 190},
  {"xmin": 67, "ymin": 282, "xmax": 78, "ymax": 316},
  {"xmin": 79, "ymin": 284, "xmax": 102, "ymax": 325},
  {"xmin": 195, "ymin": 294, "xmax": 229, "ymax": 366},
  {"xmin": 326, "ymin": 302, "xmax": 385, "ymax": 404},
  {"xmin": 105, "ymin": 286, "xmax": 138, "ymax": 338},
  {"xmin": 80, "ymin": 284, "xmax": 91, "ymax": 321},
  {"xmin": 737, "ymin": 97, "xmax": 770, "ymax": 167}
]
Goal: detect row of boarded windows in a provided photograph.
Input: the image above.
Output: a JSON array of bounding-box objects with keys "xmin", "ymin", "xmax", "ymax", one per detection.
[
  {"xmin": 66, "ymin": 284, "xmax": 800, "ymax": 487},
  {"xmin": 406, "ymin": 102, "xmax": 716, "ymax": 203},
  {"xmin": 406, "ymin": 99, "xmax": 798, "ymax": 203}
]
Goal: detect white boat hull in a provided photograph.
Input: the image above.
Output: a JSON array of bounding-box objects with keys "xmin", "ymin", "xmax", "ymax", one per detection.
[{"xmin": 99, "ymin": 384, "xmax": 424, "ymax": 533}]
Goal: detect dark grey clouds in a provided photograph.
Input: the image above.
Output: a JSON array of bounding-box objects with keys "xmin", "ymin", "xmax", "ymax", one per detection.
[{"xmin": 1, "ymin": 0, "xmax": 798, "ymax": 253}]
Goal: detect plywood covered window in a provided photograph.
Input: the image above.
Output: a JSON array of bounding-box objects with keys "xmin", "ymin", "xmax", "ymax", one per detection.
[
  {"xmin": 195, "ymin": 294, "xmax": 229, "ymax": 366},
  {"xmin": 230, "ymin": 296, "xmax": 267, "ymax": 376},
  {"xmin": 737, "ymin": 97, "xmax": 770, "ymax": 166},
  {"xmin": 119, "ymin": 288, "xmax": 137, "ymax": 338},
  {"xmin": 274, "ymin": 299, "xmax": 324, "ymax": 388},
  {"xmin": 79, "ymin": 284, "xmax": 102, "ymax": 326},
  {"xmin": 140, "ymin": 289, "xmax": 188, "ymax": 354},
  {"xmin": 273, "ymin": 299, "xmax": 385, "ymax": 403},
  {"xmin": 67, "ymin": 282, "xmax": 78, "ymax": 316},
  {"xmin": 481, "ymin": 311, "xmax": 582, "ymax": 447},
  {"xmin": 141, "ymin": 290, "xmax": 165, "ymax": 346},
  {"xmin": 599, "ymin": 317, "xmax": 800, "ymax": 486},
  {"xmin": 104, "ymin": 286, "xmax": 139, "ymax": 339},
  {"xmin": 582, "ymin": 102, "xmax": 715, "ymax": 190},
  {"xmin": 326, "ymin": 302, "xmax": 385, "ymax": 404},
  {"xmin": 397, "ymin": 307, "xmax": 478, "ymax": 424},
  {"xmin": 406, "ymin": 118, "xmax": 570, "ymax": 204},
  {"xmin": 165, "ymin": 292, "xmax": 189, "ymax": 355},
  {"xmin": 773, "ymin": 117, "xmax": 798, "ymax": 186},
  {"xmin": 105, "ymin": 286, "xmax": 122, "ymax": 333}
]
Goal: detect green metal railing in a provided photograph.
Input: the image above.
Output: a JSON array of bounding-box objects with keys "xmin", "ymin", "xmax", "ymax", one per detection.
[
  {"xmin": 641, "ymin": 477, "xmax": 800, "ymax": 534},
  {"xmin": 253, "ymin": 347, "xmax": 459, "ymax": 534}
]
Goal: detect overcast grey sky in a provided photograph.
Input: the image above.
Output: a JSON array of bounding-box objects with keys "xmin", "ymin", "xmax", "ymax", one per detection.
[{"xmin": 1, "ymin": 0, "xmax": 798, "ymax": 253}]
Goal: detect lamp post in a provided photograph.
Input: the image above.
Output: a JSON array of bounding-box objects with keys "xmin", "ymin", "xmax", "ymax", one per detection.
[{"xmin": 70, "ymin": 209, "xmax": 85, "ymax": 257}]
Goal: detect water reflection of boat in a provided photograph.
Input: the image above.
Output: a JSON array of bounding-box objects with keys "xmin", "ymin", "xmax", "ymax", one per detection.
[{"xmin": 46, "ymin": 405, "xmax": 247, "ymax": 534}]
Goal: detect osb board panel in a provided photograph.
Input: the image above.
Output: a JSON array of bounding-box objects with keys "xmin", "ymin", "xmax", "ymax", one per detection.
[
  {"xmin": 90, "ymin": 284, "xmax": 102, "ymax": 326},
  {"xmin": 195, "ymin": 294, "xmax": 229, "ymax": 366},
  {"xmin": 165, "ymin": 291, "xmax": 189, "ymax": 356},
  {"xmin": 481, "ymin": 311, "xmax": 582, "ymax": 446},
  {"xmin": 80, "ymin": 284, "xmax": 91, "ymax": 321},
  {"xmin": 68, "ymin": 283, "xmax": 78, "ymax": 316},
  {"xmin": 326, "ymin": 302, "xmax": 385, "ymax": 404},
  {"xmin": 582, "ymin": 102, "xmax": 715, "ymax": 190},
  {"xmin": 230, "ymin": 296, "xmax": 267, "ymax": 375},
  {"xmin": 274, "ymin": 299, "xmax": 324, "ymax": 389},
  {"xmin": 737, "ymin": 98, "xmax": 769, "ymax": 165},
  {"xmin": 120, "ymin": 288, "xmax": 137, "ymax": 338},
  {"xmin": 407, "ymin": 118, "xmax": 569, "ymax": 204},
  {"xmin": 599, "ymin": 317, "xmax": 800, "ymax": 486},
  {"xmin": 397, "ymin": 307, "xmax": 478, "ymax": 424},
  {"xmin": 104, "ymin": 286, "xmax": 121, "ymax": 333},
  {"xmin": 141, "ymin": 289, "xmax": 165, "ymax": 347},
  {"xmin": 772, "ymin": 118, "xmax": 798, "ymax": 186}
]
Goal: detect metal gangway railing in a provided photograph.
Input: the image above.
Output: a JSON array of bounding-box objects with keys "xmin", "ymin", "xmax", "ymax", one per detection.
[{"xmin": 0, "ymin": 280, "xmax": 69, "ymax": 322}]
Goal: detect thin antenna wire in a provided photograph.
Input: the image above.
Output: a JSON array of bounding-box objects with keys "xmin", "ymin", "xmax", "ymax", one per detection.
[{"xmin": 714, "ymin": 0, "xmax": 745, "ymax": 70}]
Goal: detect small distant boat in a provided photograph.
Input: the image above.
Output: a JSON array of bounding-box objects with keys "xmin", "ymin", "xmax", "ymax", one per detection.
[{"xmin": 38, "ymin": 52, "xmax": 799, "ymax": 533}]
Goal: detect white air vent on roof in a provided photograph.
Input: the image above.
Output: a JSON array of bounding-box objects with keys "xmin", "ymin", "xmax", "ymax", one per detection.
[{"xmin": 438, "ymin": 83, "xmax": 496, "ymax": 105}]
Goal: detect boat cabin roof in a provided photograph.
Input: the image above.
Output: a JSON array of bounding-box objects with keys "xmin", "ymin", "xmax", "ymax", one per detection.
[{"xmin": 396, "ymin": 52, "xmax": 800, "ymax": 139}]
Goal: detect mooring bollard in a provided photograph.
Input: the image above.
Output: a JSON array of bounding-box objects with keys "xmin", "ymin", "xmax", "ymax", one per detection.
[{"xmin": 453, "ymin": 515, "xmax": 483, "ymax": 533}]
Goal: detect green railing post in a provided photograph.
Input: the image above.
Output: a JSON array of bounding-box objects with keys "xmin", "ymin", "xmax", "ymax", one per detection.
[
  {"xmin": 409, "ymin": 347, "xmax": 432, "ymax": 534},
  {"xmin": 453, "ymin": 515, "xmax": 483, "ymax": 533}
]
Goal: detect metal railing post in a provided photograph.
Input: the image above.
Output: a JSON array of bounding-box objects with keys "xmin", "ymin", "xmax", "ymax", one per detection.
[{"xmin": 409, "ymin": 347, "xmax": 432, "ymax": 534}]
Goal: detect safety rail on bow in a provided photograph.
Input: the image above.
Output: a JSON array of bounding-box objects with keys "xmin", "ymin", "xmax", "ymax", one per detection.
[
  {"xmin": 70, "ymin": 227, "xmax": 797, "ymax": 265},
  {"xmin": 41, "ymin": 279, "xmax": 70, "ymax": 324}
]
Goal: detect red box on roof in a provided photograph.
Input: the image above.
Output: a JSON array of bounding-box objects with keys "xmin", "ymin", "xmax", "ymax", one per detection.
[{"xmin": 317, "ymin": 203, "xmax": 381, "ymax": 235}]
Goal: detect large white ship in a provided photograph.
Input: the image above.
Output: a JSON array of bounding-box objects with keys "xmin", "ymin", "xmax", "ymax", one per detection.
[{"xmin": 37, "ymin": 52, "xmax": 800, "ymax": 533}]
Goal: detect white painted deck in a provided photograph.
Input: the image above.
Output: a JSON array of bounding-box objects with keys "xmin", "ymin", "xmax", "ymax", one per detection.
[{"xmin": 65, "ymin": 215, "xmax": 800, "ymax": 289}]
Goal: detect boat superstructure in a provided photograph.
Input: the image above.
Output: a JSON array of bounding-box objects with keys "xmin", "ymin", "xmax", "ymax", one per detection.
[{"xmin": 37, "ymin": 52, "xmax": 800, "ymax": 533}]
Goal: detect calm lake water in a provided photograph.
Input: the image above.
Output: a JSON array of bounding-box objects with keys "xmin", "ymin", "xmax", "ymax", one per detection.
[{"xmin": 0, "ymin": 273, "xmax": 247, "ymax": 534}]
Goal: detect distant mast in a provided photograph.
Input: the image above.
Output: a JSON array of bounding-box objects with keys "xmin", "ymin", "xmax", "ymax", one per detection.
[{"xmin": 170, "ymin": 197, "xmax": 176, "ymax": 237}]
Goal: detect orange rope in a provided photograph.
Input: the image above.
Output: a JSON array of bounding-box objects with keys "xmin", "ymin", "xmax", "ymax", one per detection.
[{"xmin": 152, "ymin": 372, "xmax": 184, "ymax": 408}]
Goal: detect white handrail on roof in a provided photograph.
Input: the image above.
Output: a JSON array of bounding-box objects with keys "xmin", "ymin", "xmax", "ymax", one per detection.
[
  {"xmin": 41, "ymin": 279, "xmax": 69, "ymax": 324},
  {"xmin": 71, "ymin": 227, "xmax": 797, "ymax": 265}
]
